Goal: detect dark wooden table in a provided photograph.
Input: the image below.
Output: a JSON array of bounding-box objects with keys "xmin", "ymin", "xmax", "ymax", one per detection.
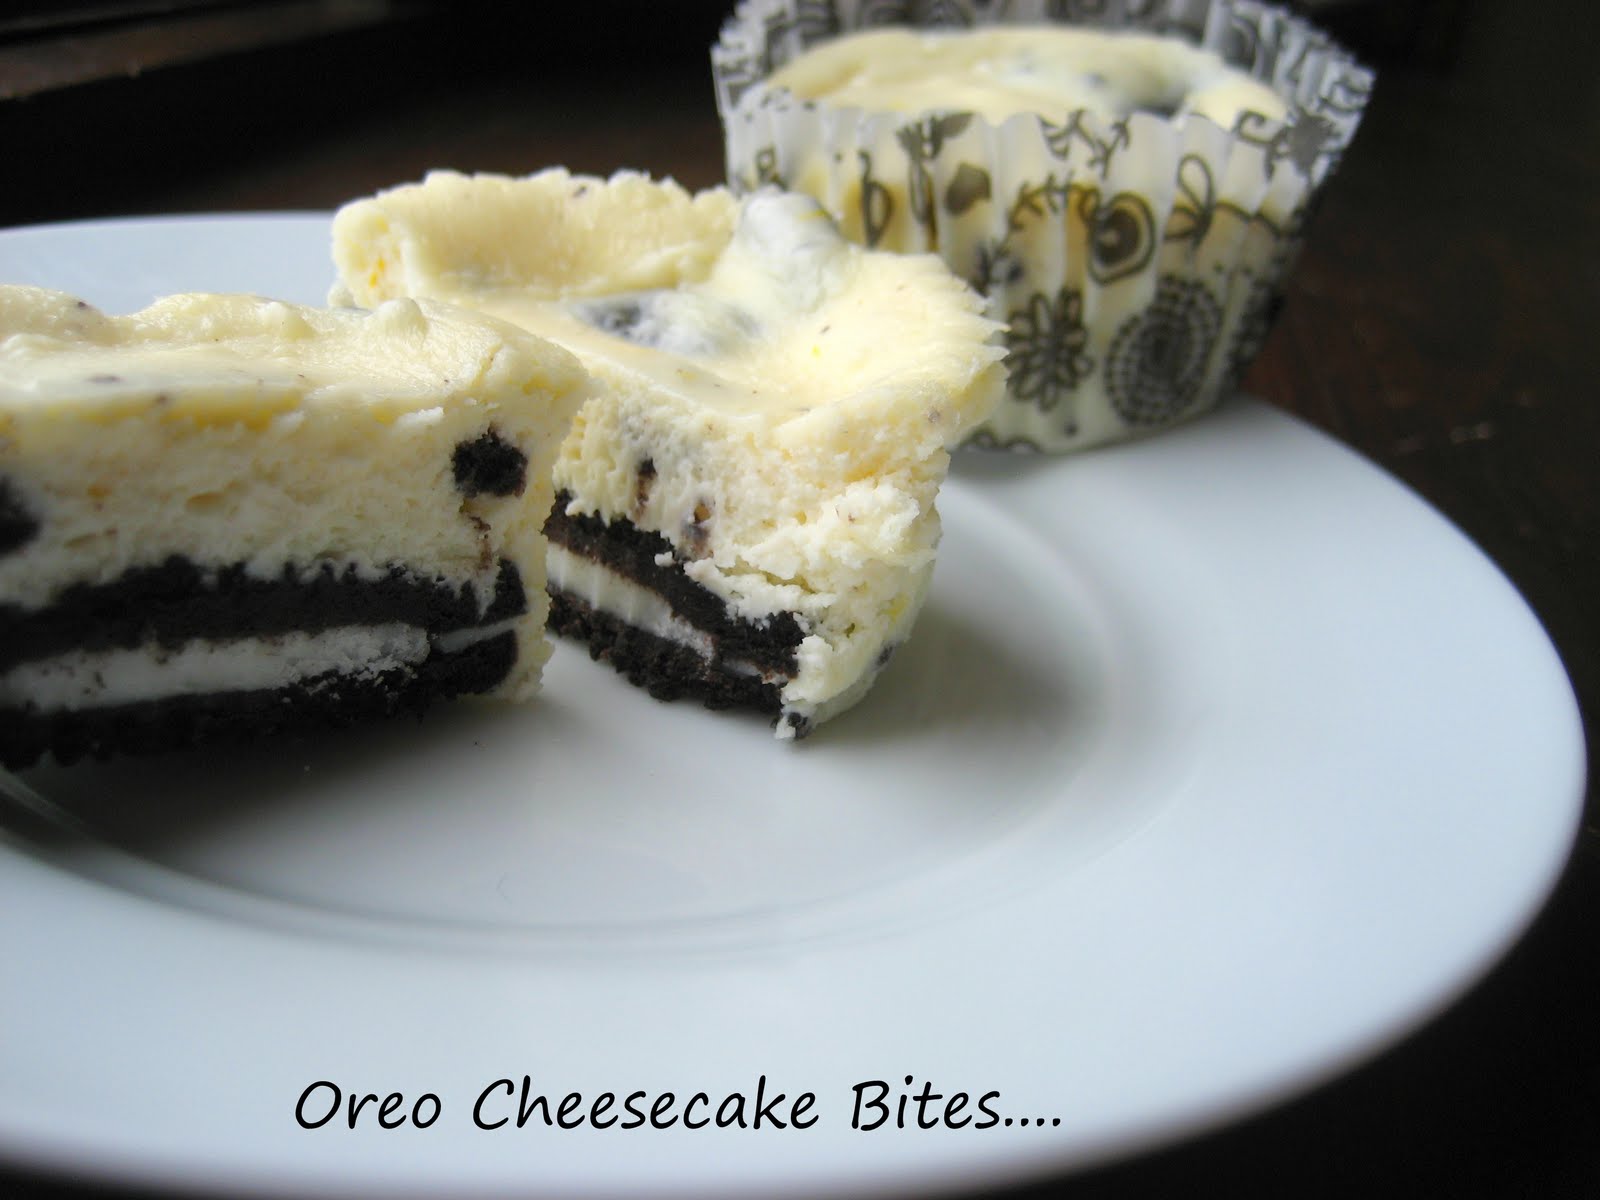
[{"xmin": 3, "ymin": 1, "xmax": 1595, "ymax": 1196}]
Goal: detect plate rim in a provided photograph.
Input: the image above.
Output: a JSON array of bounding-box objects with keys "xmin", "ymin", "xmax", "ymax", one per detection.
[{"xmin": 0, "ymin": 211, "xmax": 1586, "ymax": 1199}]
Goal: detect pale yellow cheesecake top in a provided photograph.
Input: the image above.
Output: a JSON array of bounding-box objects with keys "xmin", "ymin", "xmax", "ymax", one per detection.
[
  {"xmin": 766, "ymin": 26, "xmax": 1287, "ymax": 127},
  {"xmin": 0, "ymin": 286, "xmax": 585, "ymax": 430},
  {"xmin": 331, "ymin": 170, "xmax": 1005, "ymax": 464}
]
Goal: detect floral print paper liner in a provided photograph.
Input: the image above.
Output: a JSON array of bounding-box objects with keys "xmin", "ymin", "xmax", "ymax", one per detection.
[{"xmin": 713, "ymin": 0, "xmax": 1373, "ymax": 452}]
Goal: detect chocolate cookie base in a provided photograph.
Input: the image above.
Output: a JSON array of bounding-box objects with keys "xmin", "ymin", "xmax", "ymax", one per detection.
[
  {"xmin": 0, "ymin": 554, "xmax": 525, "ymax": 675},
  {"xmin": 545, "ymin": 494, "xmax": 804, "ymax": 676},
  {"xmin": 548, "ymin": 589, "xmax": 796, "ymax": 722},
  {"xmin": 1, "ymin": 630, "xmax": 516, "ymax": 770}
]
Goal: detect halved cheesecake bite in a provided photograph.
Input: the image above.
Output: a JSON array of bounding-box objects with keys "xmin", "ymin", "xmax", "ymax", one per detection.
[
  {"xmin": 0, "ymin": 286, "xmax": 585, "ymax": 768},
  {"xmin": 331, "ymin": 169, "xmax": 1005, "ymax": 737}
]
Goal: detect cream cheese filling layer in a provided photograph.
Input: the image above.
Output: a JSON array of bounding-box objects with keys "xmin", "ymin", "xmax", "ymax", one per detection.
[{"xmin": 0, "ymin": 621, "xmax": 516, "ymax": 713}]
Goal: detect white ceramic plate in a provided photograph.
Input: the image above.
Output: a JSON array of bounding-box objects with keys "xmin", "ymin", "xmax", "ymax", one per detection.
[{"xmin": 0, "ymin": 216, "xmax": 1585, "ymax": 1199}]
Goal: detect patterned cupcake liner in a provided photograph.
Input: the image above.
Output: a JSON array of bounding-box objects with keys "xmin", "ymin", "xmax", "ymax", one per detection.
[{"xmin": 713, "ymin": 0, "xmax": 1373, "ymax": 452}]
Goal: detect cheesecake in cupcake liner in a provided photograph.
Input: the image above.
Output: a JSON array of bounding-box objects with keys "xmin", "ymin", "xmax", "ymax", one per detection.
[{"xmin": 713, "ymin": 0, "xmax": 1373, "ymax": 452}]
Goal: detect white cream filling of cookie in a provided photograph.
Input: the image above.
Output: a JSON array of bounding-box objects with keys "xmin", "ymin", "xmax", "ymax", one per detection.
[
  {"xmin": 0, "ymin": 621, "xmax": 515, "ymax": 714},
  {"xmin": 547, "ymin": 545, "xmax": 772, "ymax": 680}
]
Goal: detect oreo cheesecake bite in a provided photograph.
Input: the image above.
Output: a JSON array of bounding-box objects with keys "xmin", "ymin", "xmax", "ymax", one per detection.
[
  {"xmin": 714, "ymin": 0, "xmax": 1373, "ymax": 452},
  {"xmin": 332, "ymin": 169, "xmax": 1005, "ymax": 737},
  {"xmin": 0, "ymin": 286, "xmax": 584, "ymax": 768}
]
